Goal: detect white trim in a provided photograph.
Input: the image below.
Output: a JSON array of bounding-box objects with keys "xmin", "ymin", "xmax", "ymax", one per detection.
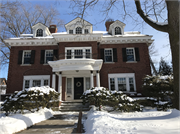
[
  {"xmin": 108, "ymin": 73, "xmax": 136, "ymax": 92},
  {"xmin": 23, "ymin": 75, "xmax": 50, "ymax": 89}
]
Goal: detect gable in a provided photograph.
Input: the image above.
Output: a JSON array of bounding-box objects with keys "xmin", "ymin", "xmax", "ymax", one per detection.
[{"xmin": 109, "ymin": 20, "xmax": 126, "ymax": 35}]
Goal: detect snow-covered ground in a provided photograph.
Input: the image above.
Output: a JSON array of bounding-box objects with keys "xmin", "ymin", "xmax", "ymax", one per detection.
[{"xmin": 84, "ymin": 108, "xmax": 180, "ymax": 134}]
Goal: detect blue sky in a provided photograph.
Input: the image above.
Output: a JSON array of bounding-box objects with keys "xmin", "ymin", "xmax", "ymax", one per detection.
[{"xmin": 0, "ymin": 0, "xmax": 171, "ymax": 79}]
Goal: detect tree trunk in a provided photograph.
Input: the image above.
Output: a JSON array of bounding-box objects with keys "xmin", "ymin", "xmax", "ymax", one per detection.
[{"xmin": 166, "ymin": 1, "xmax": 179, "ymax": 110}]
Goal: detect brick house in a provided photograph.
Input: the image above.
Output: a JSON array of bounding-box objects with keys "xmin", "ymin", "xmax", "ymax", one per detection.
[{"xmin": 5, "ymin": 17, "xmax": 153, "ymax": 102}]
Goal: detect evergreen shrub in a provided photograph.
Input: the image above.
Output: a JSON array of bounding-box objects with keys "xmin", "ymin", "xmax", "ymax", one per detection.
[
  {"xmin": 141, "ymin": 75, "xmax": 173, "ymax": 111},
  {"xmin": 81, "ymin": 87, "xmax": 142, "ymax": 112},
  {"xmin": 0, "ymin": 86, "xmax": 60, "ymax": 116}
]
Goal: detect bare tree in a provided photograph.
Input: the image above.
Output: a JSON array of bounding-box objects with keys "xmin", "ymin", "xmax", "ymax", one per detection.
[
  {"xmin": 69, "ymin": 0, "xmax": 179, "ymax": 109},
  {"xmin": 0, "ymin": 0, "xmax": 64, "ymax": 66}
]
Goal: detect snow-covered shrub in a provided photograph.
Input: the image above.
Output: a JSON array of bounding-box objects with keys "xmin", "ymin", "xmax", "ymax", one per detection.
[
  {"xmin": 81, "ymin": 87, "xmax": 141, "ymax": 112},
  {"xmin": 141, "ymin": 75, "xmax": 173, "ymax": 111},
  {"xmin": 0, "ymin": 86, "xmax": 60, "ymax": 116}
]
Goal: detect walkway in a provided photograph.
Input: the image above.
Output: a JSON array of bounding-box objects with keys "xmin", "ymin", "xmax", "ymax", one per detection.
[{"xmin": 17, "ymin": 112, "xmax": 84, "ymax": 134}]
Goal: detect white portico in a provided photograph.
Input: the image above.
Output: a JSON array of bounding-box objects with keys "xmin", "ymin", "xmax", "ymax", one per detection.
[{"xmin": 48, "ymin": 59, "xmax": 103, "ymax": 101}]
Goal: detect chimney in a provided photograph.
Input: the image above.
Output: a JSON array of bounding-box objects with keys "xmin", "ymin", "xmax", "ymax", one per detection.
[
  {"xmin": 49, "ymin": 25, "xmax": 57, "ymax": 33},
  {"xmin": 105, "ymin": 19, "xmax": 114, "ymax": 32}
]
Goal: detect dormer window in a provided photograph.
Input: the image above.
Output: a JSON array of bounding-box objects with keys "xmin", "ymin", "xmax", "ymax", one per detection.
[
  {"xmin": 76, "ymin": 27, "xmax": 82, "ymax": 34},
  {"xmin": 115, "ymin": 27, "xmax": 121, "ymax": 35},
  {"xmin": 36, "ymin": 29, "xmax": 43, "ymax": 37},
  {"xmin": 84, "ymin": 29, "xmax": 89, "ymax": 34},
  {"xmin": 69, "ymin": 30, "xmax": 73, "ymax": 34}
]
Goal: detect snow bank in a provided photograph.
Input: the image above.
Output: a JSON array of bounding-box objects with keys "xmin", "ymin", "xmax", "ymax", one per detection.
[
  {"xmin": 84, "ymin": 109, "xmax": 180, "ymax": 134},
  {"xmin": 0, "ymin": 108, "xmax": 54, "ymax": 134}
]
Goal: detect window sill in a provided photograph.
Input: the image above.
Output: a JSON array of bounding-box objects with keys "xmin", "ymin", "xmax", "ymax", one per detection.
[
  {"xmin": 21, "ymin": 64, "xmax": 31, "ymax": 66},
  {"xmin": 126, "ymin": 61, "xmax": 137, "ymax": 63},
  {"xmin": 104, "ymin": 62, "xmax": 115, "ymax": 64}
]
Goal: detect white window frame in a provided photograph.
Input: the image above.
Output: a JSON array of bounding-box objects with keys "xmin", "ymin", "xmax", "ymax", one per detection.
[
  {"xmin": 44, "ymin": 50, "xmax": 53, "ymax": 64},
  {"xmin": 108, "ymin": 73, "xmax": 136, "ymax": 92},
  {"xmin": 115, "ymin": 27, "xmax": 121, "ymax": 35},
  {"xmin": 23, "ymin": 75, "xmax": 50, "ymax": 89},
  {"xmin": 65, "ymin": 47, "xmax": 92, "ymax": 59},
  {"xmin": 22, "ymin": 50, "xmax": 31, "ymax": 65},
  {"xmin": 36, "ymin": 29, "xmax": 43, "ymax": 37},
  {"xmin": 104, "ymin": 48, "xmax": 113, "ymax": 62},
  {"xmin": 126, "ymin": 48, "xmax": 136, "ymax": 62}
]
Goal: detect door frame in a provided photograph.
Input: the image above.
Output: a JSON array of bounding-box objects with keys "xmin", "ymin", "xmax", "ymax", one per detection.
[{"xmin": 66, "ymin": 76, "xmax": 90, "ymax": 101}]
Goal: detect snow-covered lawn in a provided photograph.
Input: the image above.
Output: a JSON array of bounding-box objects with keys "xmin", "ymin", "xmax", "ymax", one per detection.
[
  {"xmin": 0, "ymin": 108, "xmax": 54, "ymax": 134},
  {"xmin": 84, "ymin": 108, "xmax": 180, "ymax": 134}
]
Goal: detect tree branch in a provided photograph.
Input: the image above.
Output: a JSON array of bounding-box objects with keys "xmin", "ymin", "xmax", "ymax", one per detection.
[{"xmin": 134, "ymin": 0, "xmax": 168, "ymax": 32}]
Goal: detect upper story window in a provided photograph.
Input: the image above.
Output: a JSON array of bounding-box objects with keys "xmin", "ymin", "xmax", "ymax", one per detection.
[
  {"xmin": 76, "ymin": 27, "xmax": 82, "ymax": 34},
  {"xmin": 36, "ymin": 29, "xmax": 43, "ymax": 37},
  {"xmin": 23, "ymin": 51, "xmax": 31, "ymax": 64},
  {"xmin": 84, "ymin": 29, "xmax": 89, "ymax": 34},
  {"xmin": 65, "ymin": 47, "xmax": 92, "ymax": 59},
  {"xmin": 69, "ymin": 30, "xmax": 73, "ymax": 34},
  {"xmin": 115, "ymin": 27, "xmax": 121, "ymax": 35},
  {"xmin": 45, "ymin": 50, "xmax": 53, "ymax": 63},
  {"xmin": 18, "ymin": 50, "xmax": 35, "ymax": 65},
  {"xmin": 104, "ymin": 49, "xmax": 113, "ymax": 62},
  {"xmin": 126, "ymin": 48, "xmax": 135, "ymax": 61}
]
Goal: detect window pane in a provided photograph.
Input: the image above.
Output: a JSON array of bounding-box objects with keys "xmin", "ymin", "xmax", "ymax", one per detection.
[
  {"xmin": 86, "ymin": 49, "xmax": 91, "ymax": 58},
  {"xmin": 110, "ymin": 78, "xmax": 115, "ymax": 91},
  {"xmin": 69, "ymin": 30, "xmax": 73, "ymax": 34},
  {"xmin": 24, "ymin": 51, "xmax": 31, "ymax": 64},
  {"xmin": 36, "ymin": 29, "xmax": 43, "ymax": 37},
  {"xmin": 84, "ymin": 29, "xmax": 88, "ymax": 34},
  {"xmin": 44, "ymin": 80, "xmax": 48, "ymax": 86},
  {"xmin": 74, "ymin": 49, "xmax": 83, "ymax": 58},
  {"xmin": 115, "ymin": 27, "xmax": 121, "ymax": 35},
  {"xmin": 66, "ymin": 50, "xmax": 72, "ymax": 59},
  {"xmin": 129, "ymin": 78, "xmax": 134, "ymax": 92},
  {"xmin": 67, "ymin": 78, "xmax": 72, "ymax": 94},
  {"xmin": 118, "ymin": 78, "xmax": 126, "ymax": 91},
  {"xmin": 76, "ymin": 27, "xmax": 82, "ymax": 34},
  {"xmin": 45, "ymin": 50, "xmax": 53, "ymax": 63},
  {"xmin": 86, "ymin": 77, "xmax": 90, "ymax": 90},
  {"xmin": 105, "ymin": 49, "xmax": 112, "ymax": 62},
  {"xmin": 126, "ymin": 49, "xmax": 134, "ymax": 61},
  {"xmin": 33, "ymin": 80, "xmax": 41, "ymax": 87},
  {"xmin": 25, "ymin": 80, "xmax": 30, "ymax": 88}
]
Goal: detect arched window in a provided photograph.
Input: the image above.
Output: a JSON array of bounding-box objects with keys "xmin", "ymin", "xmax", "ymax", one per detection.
[
  {"xmin": 36, "ymin": 29, "xmax": 43, "ymax": 37},
  {"xmin": 76, "ymin": 27, "xmax": 82, "ymax": 34},
  {"xmin": 115, "ymin": 27, "xmax": 121, "ymax": 35}
]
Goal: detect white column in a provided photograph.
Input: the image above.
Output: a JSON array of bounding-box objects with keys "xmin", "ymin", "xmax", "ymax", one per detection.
[
  {"xmin": 96, "ymin": 71, "xmax": 100, "ymax": 87},
  {"xmin": 90, "ymin": 71, "xmax": 94, "ymax": 88},
  {"xmin": 58, "ymin": 72, "xmax": 62, "ymax": 101},
  {"xmin": 52, "ymin": 72, "xmax": 56, "ymax": 89}
]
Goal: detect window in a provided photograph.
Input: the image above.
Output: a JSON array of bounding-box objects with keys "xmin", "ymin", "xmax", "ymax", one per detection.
[
  {"xmin": 65, "ymin": 47, "xmax": 92, "ymax": 59},
  {"xmin": 118, "ymin": 78, "xmax": 126, "ymax": 91},
  {"xmin": 45, "ymin": 50, "xmax": 53, "ymax": 63},
  {"xmin": 110, "ymin": 78, "xmax": 115, "ymax": 91},
  {"xmin": 67, "ymin": 78, "xmax": 72, "ymax": 94},
  {"xmin": 126, "ymin": 48, "xmax": 135, "ymax": 61},
  {"xmin": 36, "ymin": 29, "xmax": 43, "ymax": 37},
  {"xmin": 104, "ymin": 49, "xmax": 113, "ymax": 62},
  {"xmin": 86, "ymin": 77, "xmax": 90, "ymax": 90},
  {"xmin": 44, "ymin": 80, "xmax": 49, "ymax": 86},
  {"xmin": 129, "ymin": 78, "xmax": 134, "ymax": 92},
  {"xmin": 86, "ymin": 49, "xmax": 91, "ymax": 58},
  {"xmin": 25, "ymin": 80, "xmax": 30, "ymax": 88},
  {"xmin": 115, "ymin": 27, "xmax": 121, "ymax": 35},
  {"xmin": 23, "ymin": 75, "xmax": 50, "ymax": 89},
  {"xmin": 33, "ymin": 80, "xmax": 41, "ymax": 87},
  {"xmin": 84, "ymin": 29, "xmax": 89, "ymax": 34},
  {"xmin": 108, "ymin": 73, "xmax": 136, "ymax": 92},
  {"xmin": 74, "ymin": 49, "xmax": 83, "ymax": 58},
  {"xmin": 76, "ymin": 27, "xmax": 82, "ymax": 34},
  {"xmin": 69, "ymin": 30, "xmax": 73, "ymax": 34},
  {"xmin": 23, "ymin": 51, "xmax": 31, "ymax": 64}
]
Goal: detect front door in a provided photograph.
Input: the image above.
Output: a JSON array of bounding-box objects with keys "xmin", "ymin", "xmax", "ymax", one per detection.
[{"xmin": 74, "ymin": 78, "xmax": 84, "ymax": 99}]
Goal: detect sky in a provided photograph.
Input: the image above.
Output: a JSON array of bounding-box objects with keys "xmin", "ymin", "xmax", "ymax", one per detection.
[{"xmin": 0, "ymin": 0, "xmax": 171, "ymax": 79}]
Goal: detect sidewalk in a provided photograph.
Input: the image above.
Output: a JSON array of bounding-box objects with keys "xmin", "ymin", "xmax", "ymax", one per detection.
[{"xmin": 16, "ymin": 112, "xmax": 82, "ymax": 134}]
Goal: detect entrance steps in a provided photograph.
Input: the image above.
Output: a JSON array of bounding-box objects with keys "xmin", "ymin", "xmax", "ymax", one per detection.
[{"xmin": 60, "ymin": 101, "xmax": 90, "ymax": 112}]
